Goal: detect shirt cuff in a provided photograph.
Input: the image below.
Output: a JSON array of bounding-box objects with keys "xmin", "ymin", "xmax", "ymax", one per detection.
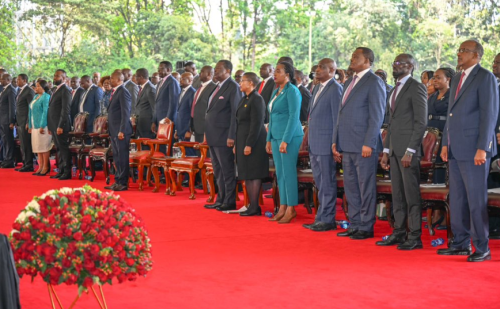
[
  {"xmin": 383, "ymin": 148, "xmax": 390, "ymax": 154},
  {"xmin": 406, "ymin": 148, "xmax": 416, "ymax": 153}
]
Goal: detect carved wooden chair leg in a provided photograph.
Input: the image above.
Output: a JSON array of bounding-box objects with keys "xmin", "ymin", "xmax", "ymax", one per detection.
[
  {"xmin": 146, "ymin": 166, "xmax": 153, "ymax": 187},
  {"xmin": 259, "ymin": 187, "xmax": 264, "ymax": 206},
  {"xmin": 200, "ymin": 168, "xmax": 208, "ymax": 194},
  {"xmin": 189, "ymin": 171, "xmax": 196, "ymax": 199},
  {"xmin": 169, "ymin": 169, "xmax": 178, "ymax": 196},
  {"xmin": 313, "ymin": 186, "xmax": 319, "ymax": 214},
  {"xmin": 206, "ymin": 171, "xmax": 215, "ymax": 203},
  {"xmin": 152, "ymin": 166, "xmax": 160, "ymax": 193},
  {"xmin": 427, "ymin": 207, "xmax": 435, "ymax": 236},
  {"xmin": 176, "ymin": 173, "xmax": 183, "ymax": 191},
  {"xmin": 164, "ymin": 167, "xmax": 171, "ymax": 195},
  {"xmin": 89, "ymin": 158, "xmax": 96, "ymax": 182},
  {"xmin": 137, "ymin": 164, "xmax": 144, "ymax": 191}
]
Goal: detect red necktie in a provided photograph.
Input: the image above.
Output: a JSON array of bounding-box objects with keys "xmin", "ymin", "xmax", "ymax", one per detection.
[
  {"xmin": 390, "ymin": 82, "xmax": 401, "ymax": 112},
  {"xmin": 258, "ymin": 81, "xmax": 265, "ymax": 94},
  {"xmin": 342, "ymin": 75, "xmax": 358, "ymax": 105},
  {"xmin": 110, "ymin": 88, "xmax": 116, "ymax": 102},
  {"xmin": 191, "ymin": 87, "xmax": 203, "ymax": 117},
  {"xmin": 455, "ymin": 72, "xmax": 466, "ymax": 101}
]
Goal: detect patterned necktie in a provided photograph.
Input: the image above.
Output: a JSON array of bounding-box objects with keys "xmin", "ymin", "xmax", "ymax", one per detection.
[
  {"xmin": 342, "ymin": 75, "xmax": 358, "ymax": 105},
  {"xmin": 455, "ymin": 72, "xmax": 466, "ymax": 101},
  {"xmin": 390, "ymin": 82, "xmax": 401, "ymax": 112}
]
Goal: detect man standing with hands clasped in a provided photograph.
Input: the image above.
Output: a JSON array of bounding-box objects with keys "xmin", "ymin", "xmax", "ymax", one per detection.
[
  {"xmin": 377, "ymin": 54, "xmax": 427, "ymax": 250},
  {"xmin": 438, "ymin": 39, "xmax": 499, "ymax": 262}
]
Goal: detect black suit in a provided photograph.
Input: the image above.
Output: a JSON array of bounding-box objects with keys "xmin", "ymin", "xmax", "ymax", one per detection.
[
  {"xmin": 70, "ymin": 87, "xmax": 85, "ymax": 125},
  {"xmin": 298, "ymin": 84, "xmax": 311, "ymax": 122},
  {"xmin": 0, "ymin": 84, "xmax": 17, "ymax": 165},
  {"xmin": 190, "ymin": 81, "xmax": 217, "ymax": 142},
  {"xmin": 205, "ymin": 78, "xmax": 243, "ymax": 206},
  {"xmin": 135, "ymin": 81, "xmax": 156, "ymax": 139},
  {"xmin": 47, "ymin": 84, "xmax": 72, "ymax": 174},
  {"xmin": 256, "ymin": 77, "xmax": 275, "ymax": 123},
  {"xmin": 15, "ymin": 86, "xmax": 35, "ymax": 168}
]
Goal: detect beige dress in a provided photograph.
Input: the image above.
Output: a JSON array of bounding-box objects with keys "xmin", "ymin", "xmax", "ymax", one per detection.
[{"xmin": 30, "ymin": 96, "xmax": 53, "ymax": 153}]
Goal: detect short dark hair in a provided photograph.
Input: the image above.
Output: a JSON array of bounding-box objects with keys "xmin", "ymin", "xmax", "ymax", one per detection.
[
  {"xmin": 184, "ymin": 61, "xmax": 195, "ymax": 68},
  {"xmin": 136, "ymin": 68, "xmax": 149, "ymax": 79},
  {"xmin": 356, "ymin": 47, "xmax": 375, "ymax": 65},
  {"xmin": 278, "ymin": 57, "xmax": 294, "ymax": 67},
  {"xmin": 81, "ymin": 75, "xmax": 91, "ymax": 82},
  {"xmin": 56, "ymin": 69, "xmax": 67, "ymax": 76},
  {"xmin": 37, "ymin": 80, "xmax": 51, "ymax": 93},
  {"xmin": 421, "ymin": 70, "xmax": 434, "ymax": 80},
  {"xmin": 159, "ymin": 61, "xmax": 173, "ymax": 71},
  {"xmin": 242, "ymin": 72, "xmax": 261, "ymax": 88},
  {"xmin": 278, "ymin": 61, "xmax": 297, "ymax": 86},
  {"xmin": 294, "ymin": 69, "xmax": 305, "ymax": 81},
  {"xmin": 436, "ymin": 67, "xmax": 456, "ymax": 80},
  {"xmin": 218, "ymin": 60, "xmax": 233, "ymax": 73},
  {"xmin": 18, "ymin": 74, "xmax": 28, "ymax": 82}
]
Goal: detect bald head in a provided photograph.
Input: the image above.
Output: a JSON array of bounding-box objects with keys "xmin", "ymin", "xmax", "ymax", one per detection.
[
  {"xmin": 260, "ymin": 63, "xmax": 274, "ymax": 79},
  {"xmin": 122, "ymin": 68, "xmax": 132, "ymax": 81},
  {"xmin": 110, "ymin": 71, "xmax": 124, "ymax": 87},
  {"xmin": 180, "ymin": 72, "xmax": 194, "ymax": 88},
  {"xmin": 315, "ymin": 58, "xmax": 337, "ymax": 83},
  {"xmin": 200, "ymin": 66, "xmax": 214, "ymax": 83}
]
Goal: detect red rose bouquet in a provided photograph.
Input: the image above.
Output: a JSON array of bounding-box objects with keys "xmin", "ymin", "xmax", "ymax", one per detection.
[{"xmin": 10, "ymin": 185, "xmax": 153, "ymax": 294}]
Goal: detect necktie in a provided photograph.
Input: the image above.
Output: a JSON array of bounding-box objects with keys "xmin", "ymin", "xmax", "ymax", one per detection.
[
  {"xmin": 110, "ymin": 88, "xmax": 116, "ymax": 102},
  {"xmin": 208, "ymin": 85, "xmax": 221, "ymax": 107},
  {"xmin": 138, "ymin": 85, "xmax": 143, "ymax": 97},
  {"xmin": 191, "ymin": 86, "xmax": 203, "ymax": 117},
  {"xmin": 390, "ymin": 82, "xmax": 401, "ymax": 112},
  {"xmin": 342, "ymin": 75, "xmax": 358, "ymax": 105},
  {"xmin": 71, "ymin": 89, "xmax": 75, "ymax": 98},
  {"xmin": 156, "ymin": 77, "xmax": 166, "ymax": 99},
  {"xmin": 258, "ymin": 81, "xmax": 265, "ymax": 94},
  {"xmin": 455, "ymin": 72, "xmax": 466, "ymax": 101},
  {"xmin": 312, "ymin": 84, "xmax": 324, "ymax": 107}
]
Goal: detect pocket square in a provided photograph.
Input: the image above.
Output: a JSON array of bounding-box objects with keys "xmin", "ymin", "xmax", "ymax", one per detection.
[{"xmin": 219, "ymin": 96, "xmax": 224, "ymax": 99}]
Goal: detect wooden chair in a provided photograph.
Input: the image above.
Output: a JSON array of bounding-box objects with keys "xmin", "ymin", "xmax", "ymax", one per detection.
[
  {"xmin": 68, "ymin": 112, "xmax": 89, "ymax": 178},
  {"xmin": 88, "ymin": 114, "xmax": 111, "ymax": 183},
  {"xmin": 420, "ymin": 127, "xmax": 443, "ymax": 183},
  {"xmin": 128, "ymin": 118, "xmax": 174, "ymax": 191}
]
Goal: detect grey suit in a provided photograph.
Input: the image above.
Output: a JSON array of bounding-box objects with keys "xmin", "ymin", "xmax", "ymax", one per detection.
[
  {"xmin": 384, "ymin": 76, "xmax": 427, "ymax": 240},
  {"xmin": 0, "ymin": 84, "xmax": 17, "ymax": 165},
  {"xmin": 192, "ymin": 75, "xmax": 202, "ymax": 90},
  {"xmin": 135, "ymin": 81, "xmax": 156, "ymax": 138},
  {"xmin": 15, "ymin": 86, "xmax": 35, "ymax": 168},
  {"xmin": 125, "ymin": 80, "xmax": 139, "ymax": 115},
  {"xmin": 190, "ymin": 81, "xmax": 217, "ymax": 142}
]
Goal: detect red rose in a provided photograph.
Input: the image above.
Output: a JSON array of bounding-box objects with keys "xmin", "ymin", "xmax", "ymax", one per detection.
[
  {"xmin": 112, "ymin": 265, "xmax": 122, "ymax": 276},
  {"xmin": 83, "ymin": 277, "xmax": 93, "ymax": 287},
  {"xmin": 82, "ymin": 215, "xmax": 92, "ymax": 224},
  {"xmin": 62, "ymin": 258, "xmax": 72, "ymax": 268},
  {"xmin": 83, "ymin": 258, "xmax": 95, "ymax": 271},
  {"xmin": 117, "ymin": 274, "xmax": 126, "ymax": 283},
  {"xmin": 125, "ymin": 259, "xmax": 135, "ymax": 266},
  {"xmin": 20, "ymin": 231, "xmax": 31, "ymax": 240},
  {"xmin": 73, "ymin": 232, "xmax": 83, "ymax": 241},
  {"xmin": 90, "ymin": 244, "xmax": 100, "ymax": 257},
  {"xmin": 96, "ymin": 233, "xmax": 105, "ymax": 243}
]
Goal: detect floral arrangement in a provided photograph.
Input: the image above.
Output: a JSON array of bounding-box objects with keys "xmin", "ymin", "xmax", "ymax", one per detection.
[{"xmin": 10, "ymin": 185, "xmax": 153, "ymax": 294}]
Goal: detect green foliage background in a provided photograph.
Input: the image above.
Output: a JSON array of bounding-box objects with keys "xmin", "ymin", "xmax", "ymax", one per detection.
[{"xmin": 1, "ymin": 0, "xmax": 499, "ymax": 81}]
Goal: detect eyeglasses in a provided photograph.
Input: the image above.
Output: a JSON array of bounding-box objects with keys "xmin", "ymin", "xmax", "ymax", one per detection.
[
  {"xmin": 392, "ymin": 61, "xmax": 409, "ymax": 66},
  {"xmin": 457, "ymin": 48, "xmax": 475, "ymax": 54}
]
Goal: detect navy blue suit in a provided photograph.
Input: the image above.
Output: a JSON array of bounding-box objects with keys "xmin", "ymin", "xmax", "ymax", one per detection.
[
  {"xmin": 176, "ymin": 86, "xmax": 195, "ymax": 139},
  {"xmin": 308, "ymin": 79, "xmax": 343, "ymax": 224},
  {"xmin": 442, "ymin": 64, "xmax": 499, "ymax": 253},
  {"xmin": 154, "ymin": 75, "xmax": 181, "ymax": 124},
  {"xmin": 333, "ymin": 70, "xmax": 386, "ymax": 232},
  {"xmin": 80, "ymin": 85, "xmax": 103, "ymax": 134},
  {"xmin": 108, "ymin": 85, "xmax": 132, "ymax": 186}
]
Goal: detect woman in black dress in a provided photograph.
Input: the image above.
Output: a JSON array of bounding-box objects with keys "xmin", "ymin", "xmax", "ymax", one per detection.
[{"xmin": 235, "ymin": 72, "xmax": 269, "ymax": 216}]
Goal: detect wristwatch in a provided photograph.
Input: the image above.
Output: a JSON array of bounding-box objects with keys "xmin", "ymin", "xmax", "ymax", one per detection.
[{"xmin": 404, "ymin": 150, "xmax": 414, "ymax": 157}]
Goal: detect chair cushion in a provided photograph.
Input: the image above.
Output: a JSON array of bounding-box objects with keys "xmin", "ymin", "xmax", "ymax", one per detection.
[
  {"xmin": 89, "ymin": 147, "xmax": 107, "ymax": 157},
  {"xmin": 129, "ymin": 150, "xmax": 165, "ymax": 163},
  {"xmin": 420, "ymin": 160, "xmax": 433, "ymax": 168},
  {"xmin": 171, "ymin": 157, "xmax": 207, "ymax": 169},
  {"xmin": 420, "ymin": 186, "xmax": 448, "ymax": 200},
  {"xmin": 376, "ymin": 181, "xmax": 392, "ymax": 194},
  {"xmin": 336, "ymin": 175, "xmax": 344, "ymax": 188},
  {"xmin": 297, "ymin": 169, "xmax": 314, "ymax": 183}
]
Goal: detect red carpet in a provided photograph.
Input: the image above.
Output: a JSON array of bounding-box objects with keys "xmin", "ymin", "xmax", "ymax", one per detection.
[{"xmin": 1, "ymin": 167, "xmax": 500, "ymax": 308}]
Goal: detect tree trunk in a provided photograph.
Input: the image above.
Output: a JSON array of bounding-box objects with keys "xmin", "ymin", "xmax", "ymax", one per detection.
[{"xmin": 250, "ymin": 4, "xmax": 257, "ymax": 70}]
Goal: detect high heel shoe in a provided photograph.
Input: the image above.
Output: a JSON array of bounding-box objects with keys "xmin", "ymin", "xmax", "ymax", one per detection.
[
  {"xmin": 278, "ymin": 207, "xmax": 297, "ymax": 224},
  {"xmin": 425, "ymin": 215, "xmax": 444, "ymax": 229},
  {"xmin": 269, "ymin": 206, "xmax": 286, "ymax": 221},
  {"xmin": 37, "ymin": 170, "xmax": 49, "ymax": 176},
  {"xmin": 32, "ymin": 171, "xmax": 41, "ymax": 175}
]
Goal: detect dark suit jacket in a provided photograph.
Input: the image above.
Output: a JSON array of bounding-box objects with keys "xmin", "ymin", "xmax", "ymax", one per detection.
[
  {"xmin": 384, "ymin": 76, "xmax": 427, "ymax": 157},
  {"xmin": 257, "ymin": 77, "xmax": 276, "ymax": 123},
  {"xmin": 190, "ymin": 81, "xmax": 217, "ymax": 138},
  {"xmin": 298, "ymin": 84, "xmax": 311, "ymax": 122},
  {"xmin": 192, "ymin": 75, "xmax": 202, "ymax": 89},
  {"xmin": 15, "ymin": 86, "xmax": 35, "ymax": 127},
  {"xmin": 176, "ymin": 86, "xmax": 195, "ymax": 138},
  {"xmin": 107, "ymin": 85, "xmax": 132, "ymax": 137},
  {"xmin": 427, "ymin": 89, "xmax": 449, "ymax": 131},
  {"xmin": 442, "ymin": 64, "xmax": 499, "ymax": 160},
  {"xmin": 135, "ymin": 81, "xmax": 156, "ymax": 138},
  {"xmin": 308, "ymin": 79, "xmax": 343, "ymax": 155},
  {"xmin": 70, "ymin": 87, "xmax": 85, "ymax": 124},
  {"xmin": 333, "ymin": 70, "xmax": 386, "ymax": 153},
  {"xmin": 205, "ymin": 78, "xmax": 242, "ymax": 146},
  {"xmin": 125, "ymin": 80, "xmax": 139, "ymax": 115},
  {"xmin": 81, "ymin": 85, "xmax": 103, "ymax": 133},
  {"xmin": 154, "ymin": 75, "xmax": 181, "ymax": 123},
  {"xmin": 0, "ymin": 84, "xmax": 16, "ymax": 125},
  {"xmin": 47, "ymin": 85, "xmax": 71, "ymax": 132}
]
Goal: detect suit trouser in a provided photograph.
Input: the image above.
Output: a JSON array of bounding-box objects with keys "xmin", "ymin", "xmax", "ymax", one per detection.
[
  {"xmin": 271, "ymin": 136, "xmax": 302, "ymax": 206},
  {"xmin": 51, "ymin": 130, "xmax": 70, "ymax": 173},
  {"xmin": 0, "ymin": 124, "xmax": 14, "ymax": 164},
  {"xmin": 390, "ymin": 154, "xmax": 422, "ymax": 240},
  {"xmin": 17, "ymin": 125, "xmax": 34, "ymax": 168},
  {"xmin": 342, "ymin": 152, "xmax": 378, "ymax": 232},
  {"xmin": 448, "ymin": 149, "xmax": 490, "ymax": 253},
  {"xmin": 209, "ymin": 146, "xmax": 236, "ymax": 205},
  {"xmin": 111, "ymin": 135, "xmax": 130, "ymax": 186},
  {"xmin": 310, "ymin": 152, "xmax": 337, "ymax": 223}
]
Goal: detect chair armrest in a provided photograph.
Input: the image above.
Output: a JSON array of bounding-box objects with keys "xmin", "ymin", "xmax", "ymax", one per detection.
[
  {"xmin": 145, "ymin": 139, "xmax": 169, "ymax": 146},
  {"xmin": 99, "ymin": 134, "xmax": 109, "ymax": 138},
  {"xmin": 88, "ymin": 133, "xmax": 100, "ymax": 137},
  {"xmin": 174, "ymin": 141, "xmax": 199, "ymax": 148}
]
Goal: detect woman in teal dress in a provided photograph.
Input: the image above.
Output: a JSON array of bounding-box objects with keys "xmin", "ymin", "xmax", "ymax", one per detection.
[
  {"xmin": 266, "ymin": 61, "xmax": 304, "ymax": 224},
  {"xmin": 28, "ymin": 80, "xmax": 52, "ymax": 175}
]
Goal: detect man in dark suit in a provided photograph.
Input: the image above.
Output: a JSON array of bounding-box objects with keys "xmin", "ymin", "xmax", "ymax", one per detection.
[
  {"xmin": 104, "ymin": 71, "xmax": 132, "ymax": 192},
  {"xmin": 439, "ymin": 40, "xmax": 499, "ymax": 262},
  {"xmin": 69, "ymin": 76, "xmax": 85, "ymax": 124},
  {"xmin": 175, "ymin": 73, "xmax": 196, "ymax": 144},
  {"xmin": 0, "ymin": 74, "xmax": 17, "ymax": 168},
  {"xmin": 92, "ymin": 72, "xmax": 101, "ymax": 86},
  {"xmin": 135, "ymin": 68, "xmax": 156, "ymax": 139},
  {"xmin": 79, "ymin": 75, "xmax": 103, "ymax": 135},
  {"xmin": 332, "ymin": 47, "xmax": 386, "ymax": 239},
  {"xmin": 151, "ymin": 72, "xmax": 160, "ymax": 86},
  {"xmin": 302, "ymin": 58, "xmax": 343, "ymax": 232},
  {"xmin": 190, "ymin": 66, "xmax": 217, "ymax": 143},
  {"xmin": 122, "ymin": 68, "xmax": 139, "ymax": 115},
  {"xmin": 378, "ymin": 54, "xmax": 427, "ymax": 250},
  {"xmin": 152, "ymin": 61, "xmax": 181, "ymax": 134},
  {"xmin": 184, "ymin": 62, "xmax": 201, "ymax": 89},
  {"xmin": 257, "ymin": 63, "xmax": 275, "ymax": 123},
  {"xmin": 15, "ymin": 74, "xmax": 35, "ymax": 172},
  {"xmin": 204, "ymin": 60, "xmax": 243, "ymax": 211},
  {"xmin": 48, "ymin": 69, "xmax": 72, "ymax": 180},
  {"xmin": 294, "ymin": 69, "xmax": 312, "ymax": 122}
]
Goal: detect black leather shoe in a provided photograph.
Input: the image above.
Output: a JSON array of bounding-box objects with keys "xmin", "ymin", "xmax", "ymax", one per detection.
[
  {"xmin": 216, "ymin": 204, "xmax": 237, "ymax": 211},
  {"xmin": 113, "ymin": 184, "xmax": 128, "ymax": 191},
  {"xmin": 240, "ymin": 207, "xmax": 262, "ymax": 217},
  {"xmin": 337, "ymin": 228, "xmax": 358, "ymax": 237},
  {"xmin": 58, "ymin": 173, "xmax": 72, "ymax": 180},
  {"xmin": 104, "ymin": 184, "xmax": 118, "ymax": 190},
  {"xmin": 14, "ymin": 167, "xmax": 22, "ymax": 171},
  {"xmin": 0, "ymin": 163, "xmax": 15, "ymax": 168},
  {"xmin": 19, "ymin": 166, "xmax": 34, "ymax": 172},
  {"xmin": 204, "ymin": 202, "xmax": 222, "ymax": 209},
  {"xmin": 376, "ymin": 235, "xmax": 405, "ymax": 246},
  {"xmin": 467, "ymin": 250, "xmax": 491, "ymax": 262},
  {"xmin": 437, "ymin": 246, "xmax": 472, "ymax": 256},
  {"xmin": 50, "ymin": 173, "xmax": 62, "ymax": 179},
  {"xmin": 397, "ymin": 239, "xmax": 423, "ymax": 250},
  {"xmin": 309, "ymin": 222, "xmax": 337, "ymax": 232},
  {"xmin": 350, "ymin": 230, "xmax": 374, "ymax": 240},
  {"xmin": 302, "ymin": 222, "xmax": 318, "ymax": 230}
]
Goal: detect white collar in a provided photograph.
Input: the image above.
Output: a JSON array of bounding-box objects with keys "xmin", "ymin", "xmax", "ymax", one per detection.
[
  {"xmin": 395, "ymin": 74, "xmax": 411, "ymax": 85},
  {"xmin": 200, "ymin": 80, "xmax": 211, "ymax": 88},
  {"xmin": 263, "ymin": 76, "xmax": 273, "ymax": 83},
  {"xmin": 320, "ymin": 78, "xmax": 333, "ymax": 87},
  {"xmin": 353, "ymin": 68, "xmax": 371, "ymax": 80},
  {"xmin": 462, "ymin": 63, "xmax": 478, "ymax": 77}
]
